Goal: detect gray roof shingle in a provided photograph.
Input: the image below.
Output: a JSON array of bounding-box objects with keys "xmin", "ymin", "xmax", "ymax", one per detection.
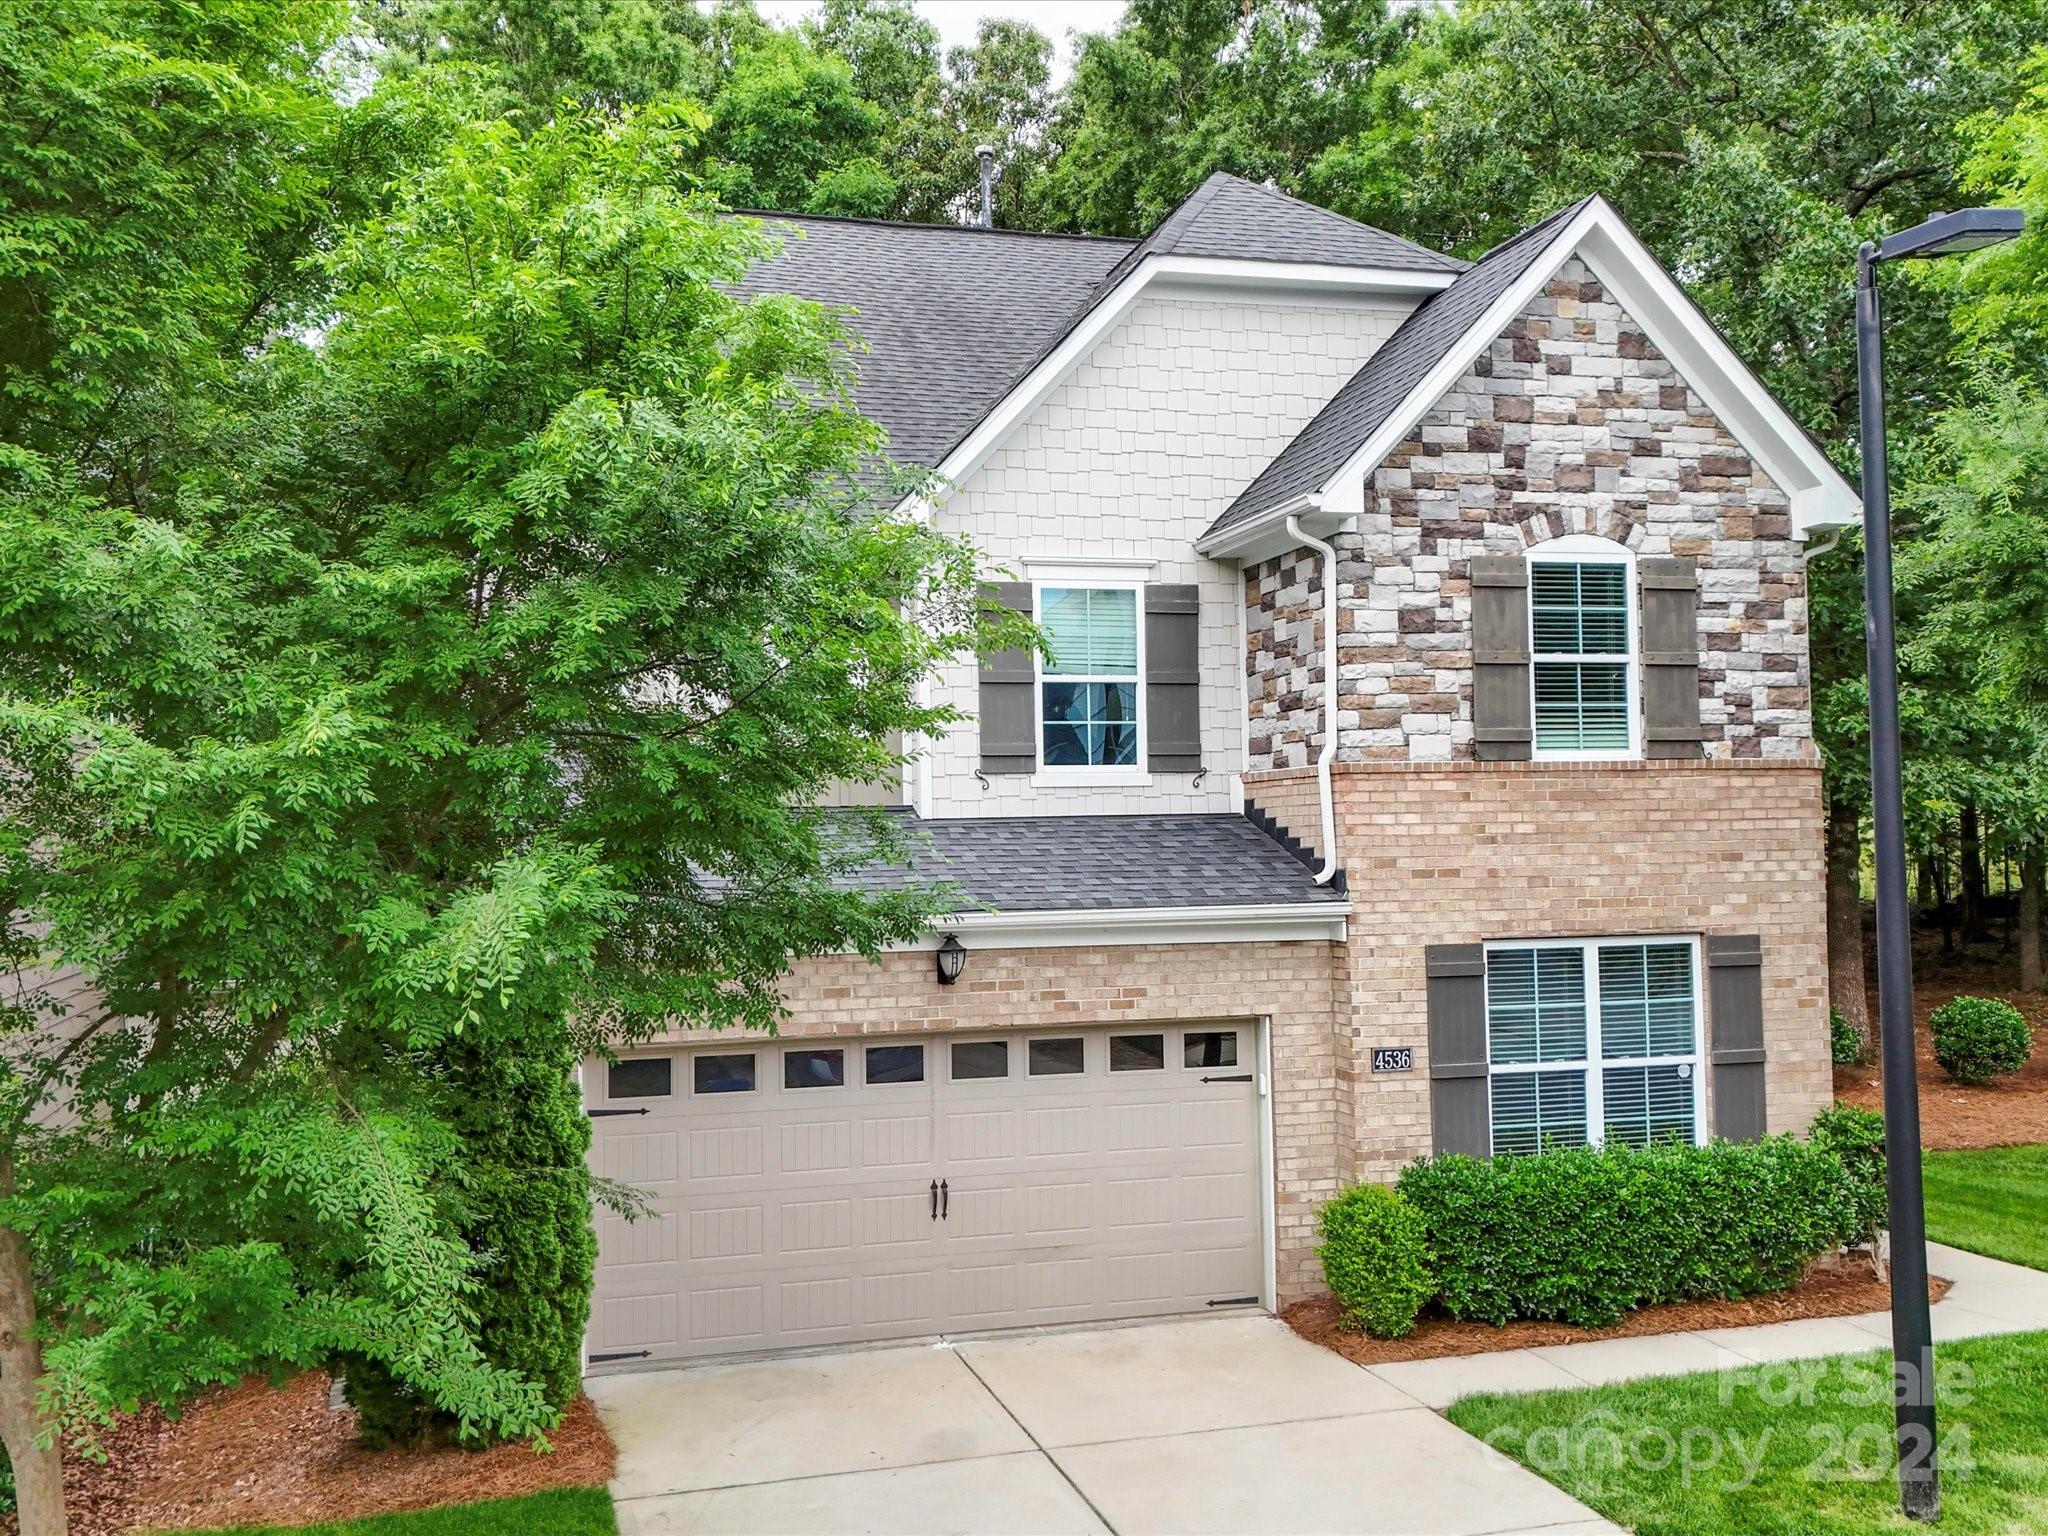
[
  {"xmin": 733, "ymin": 175, "xmax": 1463, "ymax": 481},
  {"xmin": 733, "ymin": 216, "xmax": 1133, "ymax": 479},
  {"xmin": 845, "ymin": 812, "xmax": 1342, "ymax": 914},
  {"xmin": 1208, "ymin": 198, "xmax": 1595, "ymax": 538}
]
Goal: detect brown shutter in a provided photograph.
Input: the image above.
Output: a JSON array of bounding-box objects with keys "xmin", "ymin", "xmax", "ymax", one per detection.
[
  {"xmin": 1427, "ymin": 944, "xmax": 1491, "ymax": 1156},
  {"xmin": 1640, "ymin": 557, "xmax": 1703, "ymax": 760},
  {"xmin": 1470, "ymin": 554, "xmax": 1532, "ymax": 761},
  {"xmin": 1707, "ymin": 934, "xmax": 1767, "ymax": 1142},
  {"xmin": 1145, "ymin": 584, "xmax": 1201, "ymax": 773},
  {"xmin": 979, "ymin": 581, "xmax": 1036, "ymax": 775}
]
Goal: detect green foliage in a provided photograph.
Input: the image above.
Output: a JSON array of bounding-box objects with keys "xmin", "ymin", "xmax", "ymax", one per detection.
[
  {"xmin": 1, "ymin": 78, "xmax": 1008, "ymax": 1460},
  {"xmin": 1808, "ymin": 1103, "xmax": 1889, "ymax": 1251},
  {"xmin": 1930, "ymin": 996, "xmax": 2034, "ymax": 1085},
  {"xmin": 344, "ymin": 1027, "xmax": 595, "ymax": 1448},
  {"xmin": 1828, "ymin": 1006, "xmax": 1864, "ymax": 1067},
  {"xmin": 1396, "ymin": 1140, "xmax": 1858, "ymax": 1329},
  {"xmin": 1315, "ymin": 1184, "xmax": 1434, "ymax": 1339},
  {"xmin": 212, "ymin": 1486, "xmax": 618, "ymax": 1536}
]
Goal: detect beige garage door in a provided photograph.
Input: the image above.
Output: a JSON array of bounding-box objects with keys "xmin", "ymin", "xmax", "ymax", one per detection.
[{"xmin": 585, "ymin": 1024, "xmax": 1264, "ymax": 1365}]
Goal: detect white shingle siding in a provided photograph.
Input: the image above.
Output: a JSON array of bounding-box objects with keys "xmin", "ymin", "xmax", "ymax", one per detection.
[{"xmin": 924, "ymin": 286, "xmax": 1417, "ymax": 818}]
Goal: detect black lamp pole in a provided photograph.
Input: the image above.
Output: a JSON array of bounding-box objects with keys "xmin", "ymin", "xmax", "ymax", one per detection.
[{"xmin": 1853, "ymin": 205, "xmax": 2023, "ymax": 1525}]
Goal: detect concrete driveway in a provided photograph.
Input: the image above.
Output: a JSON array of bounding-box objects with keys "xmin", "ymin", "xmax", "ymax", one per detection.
[{"xmin": 587, "ymin": 1315, "xmax": 1620, "ymax": 1535}]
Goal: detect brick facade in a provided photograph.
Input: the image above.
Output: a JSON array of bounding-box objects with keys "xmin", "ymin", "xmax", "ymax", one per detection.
[
  {"xmin": 1247, "ymin": 757, "xmax": 1833, "ymax": 1186},
  {"xmin": 1246, "ymin": 258, "xmax": 1812, "ymax": 767}
]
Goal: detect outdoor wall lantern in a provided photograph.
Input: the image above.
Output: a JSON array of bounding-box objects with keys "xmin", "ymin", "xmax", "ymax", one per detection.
[{"xmin": 935, "ymin": 933, "xmax": 967, "ymax": 985}]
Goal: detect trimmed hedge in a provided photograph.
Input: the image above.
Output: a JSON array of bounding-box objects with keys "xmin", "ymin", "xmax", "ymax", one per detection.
[
  {"xmin": 1929, "ymin": 995, "xmax": 2031, "ymax": 1085},
  {"xmin": 1395, "ymin": 1137, "xmax": 1859, "ymax": 1329},
  {"xmin": 1317, "ymin": 1184, "xmax": 1434, "ymax": 1338},
  {"xmin": 1808, "ymin": 1103, "xmax": 1888, "ymax": 1251}
]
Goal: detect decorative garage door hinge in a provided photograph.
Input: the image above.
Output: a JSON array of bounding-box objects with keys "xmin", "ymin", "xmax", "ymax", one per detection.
[
  {"xmin": 1201, "ymin": 1073, "xmax": 1253, "ymax": 1083},
  {"xmin": 587, "ymin": 1349, "xmax": 651, "ymax": 1363},
  {"xmin": 1206, "ymin": 1296, "xmax": 1258, "ymax": 1307},
  {"xmin": 586, "ymin": 1107, "xmax": 649, "ymax": 1117}
]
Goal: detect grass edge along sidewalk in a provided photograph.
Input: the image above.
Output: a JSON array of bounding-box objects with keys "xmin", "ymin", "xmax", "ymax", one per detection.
[
  {"xmin": 1447, "ymin": 1329, "xmax": 2048, "ymax": 1536},
  {"xmin": 1924, "ymin": 1145, "xmax": 2048, "ymax": 1274},
  {"xmin": 166, "ymin": 1486, "xmax": 617, "ymax": 1536}
]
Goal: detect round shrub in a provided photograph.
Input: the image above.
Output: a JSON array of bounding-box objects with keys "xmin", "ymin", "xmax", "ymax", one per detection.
[
  {"xmin": 1929, "ymin": 996, "xmax": 2031, "ymax": 1085},
  {"xmin": 1830, "ymin": 1007, "xmax": 1865, "ymax": 1067},
  {"xmin": 1317, "ymin": 1184, "xmax": 1434, "ymax": 1339},
  {"xmin": 1809, "ymin": 1103, "xmax": 1888, "ymax": 1250}
]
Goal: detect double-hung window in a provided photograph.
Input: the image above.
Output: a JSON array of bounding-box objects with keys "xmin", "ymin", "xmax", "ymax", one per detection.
[
  {"xmin": 1484, "ymin": 937, "xmax": 1703, "ymax": 1155},
  {"xmin": 1038, "ymin": 584, "xmax": 1141, "ymax": 770},
  {"xmin": 1528, "ymin": 538, "xmax": 1636, "ymax": 758}
]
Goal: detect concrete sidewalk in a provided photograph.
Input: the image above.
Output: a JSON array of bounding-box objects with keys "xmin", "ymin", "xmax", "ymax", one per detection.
[{"xmin": 1366, "ymin": 1241, "xmax": 2048, "ymax": 1409}]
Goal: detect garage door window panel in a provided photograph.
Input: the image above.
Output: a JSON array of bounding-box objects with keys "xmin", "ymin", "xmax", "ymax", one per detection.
[
  {"xmin": 691, "ymin": 1053, "xmax": 755, "ymax": 1095},
  {"xmin": 609, "ymin": 1057, "xmax": 672, "ymax": 1099},
  {"xmin": 783, "ymin": 1048, "xmax": 846, "ymax": 1089},
  {"xmin": 1028, "ymin": 1037, "xmax": 1086, "ymax": 1076},
  {"xmin": 1110, "ymin": 1034, "xmax": 1166, "ymax": 1072},
  {"xmin": 951, "ymin": 1039, "xmax": 1010, "ymax": 1080},
  {"xmin": 1183, "ymin": 1031, "xmax": 1238, "ymax": 1069},
  {"xmin": 864, "ymin": 1043, "xmax": 925, "ymax": 1085}
]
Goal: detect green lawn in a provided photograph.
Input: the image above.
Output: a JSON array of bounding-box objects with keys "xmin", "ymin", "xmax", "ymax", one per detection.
[
  {"xmin": 1924, "ymin": 1145, "xmax": 2048, "ymax": 1272},
  {"xmin": 1448, "ymin": 1331, "xmax": 2048, "ymax": 1536},
  {"xmin": 172, "ymin": 1487, "xmax": 616, "ymax": 1536}
]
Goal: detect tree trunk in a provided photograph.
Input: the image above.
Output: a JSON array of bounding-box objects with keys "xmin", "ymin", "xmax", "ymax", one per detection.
[
  {"xmin": 1960, "ymin": 804, "xmax": 1985, "ymax": 944},
  {"xmin": 2022, "ymin": 846, "xmax": 2045, "ymax": 995},
  {"xmin": 0, "ymin": 1171, "xmax": 65, "ymax": 1534},
  {"xmin": 1916, "ymin": 855, "xmax": 1936, "ymax": 914},
  {"xmin": 1826, "ymin": 798, "xmax": 1873, "ymax": 1058}
]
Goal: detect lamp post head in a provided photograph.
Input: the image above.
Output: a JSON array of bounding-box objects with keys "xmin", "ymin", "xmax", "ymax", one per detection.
[
  {"xmin": 935, "ymin": 932, "xmax": 966, "ymax": 985},
  {"xmin": 1877, "ymin": 207, "xmax": 2025, "ymax": 263}
]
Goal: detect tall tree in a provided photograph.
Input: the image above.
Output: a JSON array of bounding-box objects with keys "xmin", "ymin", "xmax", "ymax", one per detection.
[{"xmin": 2, "ymin": 87, "xmax": 1008, "ymax": 1528}]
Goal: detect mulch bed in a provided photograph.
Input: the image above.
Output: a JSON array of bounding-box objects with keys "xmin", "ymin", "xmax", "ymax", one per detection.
[
  {"xmin": 1284, "ymin": 1251, "xmax": 1951, "ymax": 1368},
  {"xmin": 41, "ymin": 1372, "xmax": 614, "ymax": 1536},
  {"xmin": 1835, "ymin": 976, "xmax": 2048, "ymax": 1150}
]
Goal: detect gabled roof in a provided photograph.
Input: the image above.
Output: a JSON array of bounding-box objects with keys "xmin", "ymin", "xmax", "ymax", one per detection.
[
  {"xmin": 732, "ymin": 215, "xmax": 1132, "ymax": 478},
  {"xmin": 1200, "ymin": 195, "xmax": 1861, "ymax": 551},
  {"xmin": 1209, "ymin": 199, "xmax": 1595, "ymax": 539},
  {"xmin": 734, "ymin": 175, "xmax": 1462, "ymax": 484},
  {"xmin": 845, "ymin": 811, "xmax": 1342, "ymax": 914},
  {"xmin": 1087, "ymin": 173, "xmax": 1467, "ymax": 298}
]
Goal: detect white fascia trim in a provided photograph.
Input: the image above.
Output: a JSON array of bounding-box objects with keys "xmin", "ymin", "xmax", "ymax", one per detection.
[
  {"xmin": 1193, "ymin": 493, "xmax": 1353, "ymax": 563},
  {"xmin": 901, "ymin": 255, "xmax": 1457, "ymax": 514},
  {"xmin": 1319, "ymin": 197, "xmax": 1860, "ymax": 538},
  {"xmin": 874, "ymin": 901, "xmax": 1349, "ymax": 952}
]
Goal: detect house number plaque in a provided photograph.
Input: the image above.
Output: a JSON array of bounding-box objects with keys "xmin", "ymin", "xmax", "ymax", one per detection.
[{"xmin": 1371, "ymin": 1046, "xmax": 1414, "ymax": 1074}]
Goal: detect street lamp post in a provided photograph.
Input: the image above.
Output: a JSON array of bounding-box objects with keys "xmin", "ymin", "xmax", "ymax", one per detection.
[{"xmin": 1854, "ymin": 205, "xmax": 2023, "ymax": 1525}]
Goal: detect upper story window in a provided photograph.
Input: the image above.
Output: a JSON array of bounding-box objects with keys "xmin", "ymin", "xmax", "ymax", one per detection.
[
  {"xmin": 1527, "ymin": 537, "xmax": 1637, "ymax": 759},
  {"xmin": 1038, "ymin": 584, "xmax": 1142, "ymax": 770},
  {"xmin": 1484, "ymin": 936, "xmax": 1703, "ymax": 1155}
]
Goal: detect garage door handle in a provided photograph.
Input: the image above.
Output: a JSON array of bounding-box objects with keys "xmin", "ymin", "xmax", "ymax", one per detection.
[
  {"xmin": 1202, "ymin": 1073, "xmax": 1253, "ymax": 1083},
  {"xmin": 587, "ymin": 1107, "xmax": 650, "ymax": 1117},
  {"xmin": 940, "ymin": 1178, "xmax": 949, "ymax": 1220},
  {"xmin": 930, "ymin": 1179, "xmax": 939, "ymax": 1221}
]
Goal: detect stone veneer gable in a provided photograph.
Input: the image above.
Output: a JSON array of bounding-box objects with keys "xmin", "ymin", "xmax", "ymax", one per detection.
[{"xmin": 1246, "ymin": 256, "xmax": 1813, "ymax": 766}]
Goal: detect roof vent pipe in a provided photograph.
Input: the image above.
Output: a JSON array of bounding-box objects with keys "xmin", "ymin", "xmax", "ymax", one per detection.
[
  {"xmin": 975, "ymin": 144, "xmax": 996, "ymax": 228},
  {"xmin": 1285, "ymin": 513, "xmax": 1341, "ymax": 886}
]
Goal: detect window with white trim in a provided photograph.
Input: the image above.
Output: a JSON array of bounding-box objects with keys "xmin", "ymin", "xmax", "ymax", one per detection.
[
  {"xmin": 1484, "ymin": 937, "xmax": 1703, "ymax": 1155},
  {"xmin": 1528, "ymin": 538, "xmax": 1636, "ymax": 758},
  {"xmin": 1038, "ymin": 584, "xmax": 1141, "ymax": 768}
]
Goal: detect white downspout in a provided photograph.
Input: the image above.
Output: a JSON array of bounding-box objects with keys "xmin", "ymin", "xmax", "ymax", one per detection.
[{"xmin": 1285, "ymin": 514, "xmax": 1341, "ymax": 886}]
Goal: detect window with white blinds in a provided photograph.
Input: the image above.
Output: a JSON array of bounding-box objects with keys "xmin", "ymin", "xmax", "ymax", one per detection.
[
  {"xmin": 1484, "ymin": 937, "xmax": 1703, "ymax": 1155},
  {"xmin": 1529, "ymin": 553, "xmax": 1634, "ymax": 757},
  {"xmin": 1038, "ymin": 585, "xmax": 1141, "ymax": 769}
]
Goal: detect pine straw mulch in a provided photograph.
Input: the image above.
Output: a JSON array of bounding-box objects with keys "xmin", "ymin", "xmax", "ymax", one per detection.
[
  {"xmin": 39, "ymin": 1372, "xmax": 614, "ymax": 1536},
  {"xmin": 1835, "ymin": 972, "xmax": 2048, "ymax": 1150},
  {"xmin": 1284, "ymin": 1251, "xmax": 1951, "ymax": 1368}
]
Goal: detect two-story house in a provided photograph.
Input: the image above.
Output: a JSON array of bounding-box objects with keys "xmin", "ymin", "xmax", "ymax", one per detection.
[{"xmin": 583, "ymin": 175, "xmax": 1858, "ymax": 1368}]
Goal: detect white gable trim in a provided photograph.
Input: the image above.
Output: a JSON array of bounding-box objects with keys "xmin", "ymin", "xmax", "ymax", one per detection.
[
  {"xmin": 898, "ymin": 254, "xmax": 1456, "ymax": 519},
  {"xmin": 1315, "ymin": 197, "xmax": 1859, "ymax": 539}
]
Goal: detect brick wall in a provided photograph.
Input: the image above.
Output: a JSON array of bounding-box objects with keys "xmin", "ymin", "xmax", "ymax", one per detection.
[
  {"xmin": 1246, "ymin": 257, "xmax": 1812, "ymax": 767},
  {"xmin": 647, "ymin": 936, "xmax": 1349, "ymax": 1301},
  {"xmin": 926, "ymin": 287, "xmax": 1418, "ymax": 817},
  {"xmin": 1248, "ymin": 757, "xmax": 1832, "ymax": 1184}
]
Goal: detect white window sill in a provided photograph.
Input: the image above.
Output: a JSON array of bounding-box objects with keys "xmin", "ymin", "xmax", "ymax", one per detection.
[
  {"xmin": 1529, "ymin": 751, "xmax": 1644, "ymax": 764},
  {"xmin": 1032, "ymin": 768, "xmax": 1154, "ymax": 789}
]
